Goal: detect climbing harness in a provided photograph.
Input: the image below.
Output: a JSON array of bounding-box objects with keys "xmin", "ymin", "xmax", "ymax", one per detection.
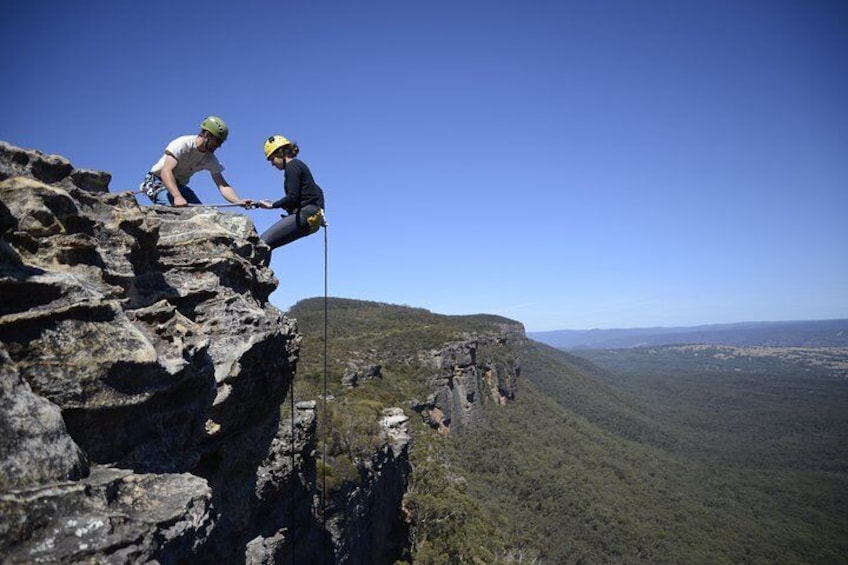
[
  {"xmin": 138, "ymin": 172, "xmax": 165, "ymax": 199},
  {"xmin": 307, "ymin": 209, "xmax": 326, "ymax": 233}
]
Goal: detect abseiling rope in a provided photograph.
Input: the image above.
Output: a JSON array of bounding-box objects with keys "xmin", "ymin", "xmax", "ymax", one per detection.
[
  {"xmin": 322, "ymin": 222, "xmax": 330, "ymax": 563},
  {"xmin": 289, "ymin": 224, "xmax": 329, "ymax": 564},
  {"xmin": 290, "ymin": 376, "xmax": 296, "ymax": 565}
]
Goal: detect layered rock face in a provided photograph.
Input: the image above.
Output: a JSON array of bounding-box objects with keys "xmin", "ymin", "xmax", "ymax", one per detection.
[
  {"xmin": 414, "ymin": 325, "xmax": 524, "ymax": 434},
  {"xmin": 328, "ymin": 408, "xmax": 412, "ymax": 565},
  {"xmin": 0, "ymin": 141, "xmax": 325, "ymax": 563}
]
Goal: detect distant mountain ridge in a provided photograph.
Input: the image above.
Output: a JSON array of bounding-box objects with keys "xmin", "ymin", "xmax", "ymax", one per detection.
[{"xmin": 528, "ymin": 319, "xmax": 848, "ymax": 349}]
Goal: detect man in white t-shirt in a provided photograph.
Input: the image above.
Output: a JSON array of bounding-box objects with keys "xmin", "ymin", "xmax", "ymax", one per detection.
[{"xmin": 139, "ymin": 116, "xmax": 253, "ymax": 208}]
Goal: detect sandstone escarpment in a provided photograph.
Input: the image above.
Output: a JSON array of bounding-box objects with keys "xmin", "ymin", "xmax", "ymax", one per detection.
[
  {"xmin": 0, "ymin": 141, "xmax": 524, "ymax": 564},
  {"xmin": 0, "ymin": 141, "xmax": 326, "ymax": 563},
  {"xmin": 413, "ymin": 328, "xmax": 523, "ymax": 434}
]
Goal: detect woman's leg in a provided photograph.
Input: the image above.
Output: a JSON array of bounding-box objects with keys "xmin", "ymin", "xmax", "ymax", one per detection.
[{"xmin": 260, "ymin": 214, "xmax": 309, "ymax": 250}]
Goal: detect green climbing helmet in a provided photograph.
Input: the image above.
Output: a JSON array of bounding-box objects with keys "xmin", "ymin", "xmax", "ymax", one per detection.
[{"xmin": 200, "ymin": 116, "xmax": 229, "ymax": 142}]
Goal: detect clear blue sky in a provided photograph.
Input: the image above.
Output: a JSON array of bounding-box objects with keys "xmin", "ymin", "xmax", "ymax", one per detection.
[{"xmin": 2, "ymin": 0, "xmax": 846, "ymax": 331}]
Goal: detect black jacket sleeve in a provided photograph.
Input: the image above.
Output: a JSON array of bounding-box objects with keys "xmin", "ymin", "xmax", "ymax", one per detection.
[{"xmin": 271, "ymin": 161, "xmax": 304, "ymax": 212}]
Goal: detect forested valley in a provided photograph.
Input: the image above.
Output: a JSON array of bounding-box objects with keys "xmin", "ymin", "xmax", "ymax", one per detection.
[
  {"xmin": 291, "ymin": 299, "xmax": 848, "ymax": 563},
  {"xmin": 446, "ymin": 343, "xmax": 848, "ymax": 563}
]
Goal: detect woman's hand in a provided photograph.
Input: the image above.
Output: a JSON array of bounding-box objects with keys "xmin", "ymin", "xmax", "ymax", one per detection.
[{"xmin": 257, "ymin": 200, "xmax": 275, "ymax": 209}]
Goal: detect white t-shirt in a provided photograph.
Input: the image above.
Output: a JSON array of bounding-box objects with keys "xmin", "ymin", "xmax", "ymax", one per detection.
[{"xmin": 150, "ymin": 135, "xmax": 224, "ymax": 185}]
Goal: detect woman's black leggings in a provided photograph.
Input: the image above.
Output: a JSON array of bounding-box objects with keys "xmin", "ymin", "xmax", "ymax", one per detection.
[{"xmin": 260, "ymin": 204, "xmax": 321, "ymax": 250}]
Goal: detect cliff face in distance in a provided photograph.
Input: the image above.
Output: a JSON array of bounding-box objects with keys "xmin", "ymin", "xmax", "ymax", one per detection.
[
  {"xmin": 287, "ymin": 296, "xmax": 525, "ymax": 438},
  {"xmin": 285, "ymin": 298, "xmax": 527, "ymax": 561},
  {"xmin": 414, "ymin": 329, "xmax": 521, "ymax": 434},
  {"xmin": 0, "ymin": 141, "xmax": 527, "ymax": 564}
]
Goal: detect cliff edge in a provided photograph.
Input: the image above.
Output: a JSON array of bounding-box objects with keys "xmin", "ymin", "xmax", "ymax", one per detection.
[
  {"xmin": 0, "ymin": 141, "xmax": 526, "ymax": 564},
  {"xmin": 0, "ymin": 141, "xmax": 326, "ymax": 563}
]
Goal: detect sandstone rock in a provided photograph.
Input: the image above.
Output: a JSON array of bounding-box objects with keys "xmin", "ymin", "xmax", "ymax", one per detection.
[
  {"xmin": 413, "ymin": 331, "xmax": 523, "ymax": 433},
  {"xmin": 0, "ymin": 140, "xmax": 111, "ymax": 193},
  {"xmin": 0, "ymin": 141, "xmax": 457, "ymax": 564},
  {"xmin": 0, "ymin": 466, "xmax": 213, "ymax": 563},
  {"xmin": 379, "ymin": 407, "xmax": 410, "ymax": 455},
  {"xmin": 0, "ymin": 348, "xmax": 88, "ymax": 491},
  {"xmin": 0, "ymin": 142, "xmax": 309, "ymax": 563},
  {"xmin": 328, "ymin": 407, "xmax": 412, "ymax": 565},
  {"xmin": 342, "ymin": 363, "xmax": 382, "ymax": 388}
]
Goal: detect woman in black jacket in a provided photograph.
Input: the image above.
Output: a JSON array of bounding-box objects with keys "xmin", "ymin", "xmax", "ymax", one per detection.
[{"xmin": 257, "ymin": 135, "xmax": 326, "ymax": 249}]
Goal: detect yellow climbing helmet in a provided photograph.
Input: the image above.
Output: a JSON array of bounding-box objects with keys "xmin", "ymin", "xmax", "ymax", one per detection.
[
  {"xmin": 201, "ymin": 116, "xmax": 229, "ymax": 142},
  {"xmin": 264, "ymin": 135, "xmax": 292, "ymax": 159}
]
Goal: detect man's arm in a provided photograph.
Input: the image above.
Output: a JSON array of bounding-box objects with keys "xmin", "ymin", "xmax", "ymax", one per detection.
[
  {"xmin": 160, "ymin": 153, "xmax": 188, "ymax": 207},
  {"xmin": 211, "ymin": 172, "xmax": 253, "ymax": 207}
]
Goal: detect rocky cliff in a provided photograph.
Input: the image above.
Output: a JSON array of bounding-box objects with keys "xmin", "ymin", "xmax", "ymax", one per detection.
[
  {"xmin": 0, "ymin": 141, "xmax": 526, "ymax": 564},
  {"xmin": 413, "ymin": 330, "xmax": 522, "ymax": 434},
  {"xmin": 0, "ymin": 141, "xmax": 384, "ymax": 564}
]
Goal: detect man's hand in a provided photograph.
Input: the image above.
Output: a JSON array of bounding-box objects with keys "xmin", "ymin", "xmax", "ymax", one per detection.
[
  {"xmin": 173, "ymin": 195, "xmax": 188, "ymax": 207},
  {"xmin": 257, "ymin": 200, "xmax": 275, "ymax": 209},
  {"xmin": 241, "ymin": 199, "xmax": 256, "ymax": 209}
]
